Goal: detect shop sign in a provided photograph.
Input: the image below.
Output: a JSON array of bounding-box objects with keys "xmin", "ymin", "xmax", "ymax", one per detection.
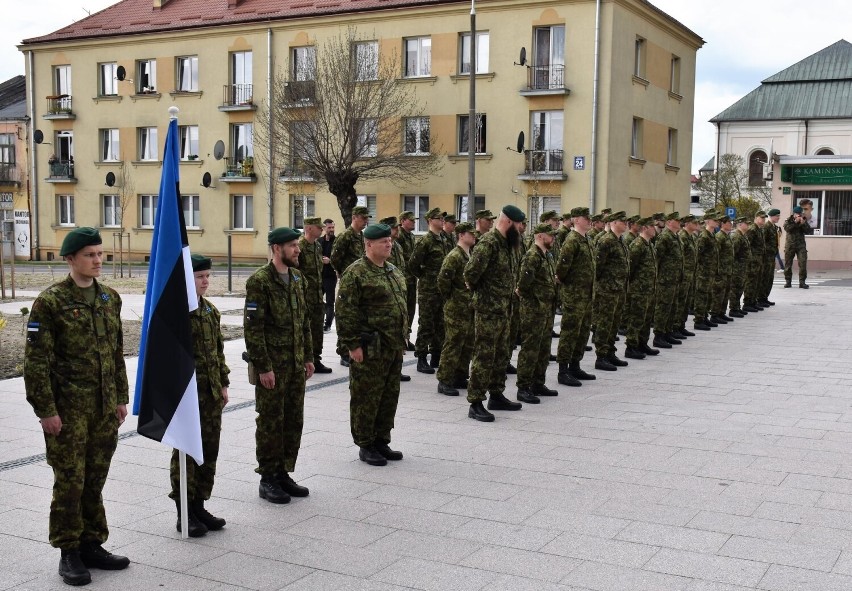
[{"xmin": 786, "ymin": 165, "xmax": 852, "ymax": 185}]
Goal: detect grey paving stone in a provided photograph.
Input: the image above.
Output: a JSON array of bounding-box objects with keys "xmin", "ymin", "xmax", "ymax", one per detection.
[
  {"xmin": 281, "ymin": 570, "xmax": 409, "ymax": 591},
  {"xmin": 718, "ymin": 535, "xmax": 840, "ymax": 572},
  {"xmin": 562, "ymin": 561, "xmax": 692, "ymax": 591},
  {"xmin": 358, "ymin": 483, "xmax": 458, "ymax": 510},
  {"xmin": 370, "ymin": 556, "xmax": 496, "ymax": 591},
  {"xmin": 284, "ymin": 515, "xmax": 395, "ymax": 548},
  {"xmin": 540, "ymin": 532, "xmax": 659, "ymax": 568},
  {"xmin": 757, "ymin": 563, "xmax": 852, "ymax": 591},
  {"xmin": 687, "ymin": 510, "xmax": 799, "ymax": 542},
  {"xmin": 643, "ymin": 548, "xmax": 769, "ymax": 587},
  {"xmin": 459, "ymin": 544, "xmax": 582, "ymax": 583},
  {"xmin": 593, "ymin": 499, "xmax": 699, "ymax": 527},
  {"xmin": 363, "ymin": 505, "xmax": 471, "ymax": 536},
  {"xmin": 448, "ymin": 518, "xmax": 559, "ymax": 551},
  {"xmin": 523, "ymin": 509, "xmax": 631, "ymax": 538},
  {"xmin": 367, "ymin": 529, "xmax": 481, "ymax": 565},
  {"xmin": 486, "ymin": 573, "xmax": 586, "ymax": 591},
  {"xmin": 616, "ymin": 522, "xmax": 730, "ymax": 553}
]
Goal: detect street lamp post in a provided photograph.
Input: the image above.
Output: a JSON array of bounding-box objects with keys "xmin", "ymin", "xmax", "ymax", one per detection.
[{"xmin": 468, "ymin": 0, "xmax": 476, "ymax": 211}]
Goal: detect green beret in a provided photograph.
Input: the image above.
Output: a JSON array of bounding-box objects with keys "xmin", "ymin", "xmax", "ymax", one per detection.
[
  {"xmin": 666, "ymin": 211, "xmax": 680, "ymax": 221},
  {"xmin": 425, "ymin": 207, "xmax": 443, "ymax": 220},
  {"xmin": 767, "ymin": 208, "xmax": 781, "ymax": 217},
  {"xmin": 379, "ymin": 216, "xmax": 399, "ymax": 227},
  {"xmin": 303, "ymin": 217, "xmax": 323, "ymax": 228},
  {"xmin": 399, "ymin": 210, "xmax": 416, "ymax": 221},
  {"xmin": 755, "ymin": 210, "xmax": 767, "ymax": 218},
  {"xmin": 191, "ymin": 253, "xmax": 212, "ymax": 272},
  {"xmin": 443, "ymin": 214, "xmax": 458, "ymax": 224},
  {"xmin": 636, "ymin": 217, "xmax": 654, "ymax": 226},
  {"xmin": 533, "ymin": 223, "xmax": 556, "ymax": 235},
  {"xmin": 652, "ymin": 212, "xmax": 666, "ymax": 221},
  {"xmin": 455, "ymin": 221, "xmax": 475, "ymax": 234},
  {"xmin": 591, "ymin": 213, "xmax": 604, "ymax": 222},
  {"xmin": 475, "ymin": 209, "xmax": 497, "ymax": 220},
  {"xmin": 60, "ymin": 227, "xmax": 102, "ymax": 256},
  {"xmin": 570, "ymin": 206, "xmax": 590, "ymax": 218},
  {"xmin": 539, "ymin": 210, "xmax": 558, "ymax": 222},
  {"xmin": 792, "ymin": 206, "xmax": 803, "ymax": 214},
  {"xmin": 502, "ymin": 204, "xmax": 526, "ymax": 222},
  {"xmin": 352, "ymin": 206, "xmax": 370, "ymax": 217},
  {"xmin": 605, "ymin": 211, "xmax": 627, "ymax": 223},
  {"xmin": 268, "ymin": 227, "xmax": 301, "ymax": 245},
  {"xmin": 363, "ymin": 223, "xmax": 392, "ymax": 240}
]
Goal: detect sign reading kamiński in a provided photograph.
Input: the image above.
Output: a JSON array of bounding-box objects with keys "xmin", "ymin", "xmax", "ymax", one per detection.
[{"xmin": 787, "ymin": 166, "xmax": 852, "ymax": 185}]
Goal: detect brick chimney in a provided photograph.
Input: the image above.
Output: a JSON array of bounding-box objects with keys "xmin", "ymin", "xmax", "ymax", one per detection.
[{"xmin": 152, "ymin": 0, "xmax": 172, "ymax": 8}]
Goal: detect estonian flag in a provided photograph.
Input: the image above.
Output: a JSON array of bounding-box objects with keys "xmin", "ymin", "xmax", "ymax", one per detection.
[{"xmin": 133, "ymin": 112, "xmax": 204, "ymax": 464}]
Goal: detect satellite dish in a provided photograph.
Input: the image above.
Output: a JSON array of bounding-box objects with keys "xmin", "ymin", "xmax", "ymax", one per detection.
[
  {"xmin": 516, "ymin": 131, "xmax": 525, "ymax": 154},
  {"xmin": 105, "ymin": 172, "xmax": 116, "ymax": 187},
  {"xmin": 34, "ymin": 130, "xmax": 44, "ymax": 144},
  {"xmin": 213, "ymin": 140, "xmax": 225, "ymax": 161},
  {"xmin": 201, "ymin": 172, "xmax": 212, "ymax": 188},
  {"xmin": 116, "ymin": 65, "xmax": 126, "ymax": 81},
  {"xmin": 516, "ymin": 47, "xmax": 527, "ymax": 66}
]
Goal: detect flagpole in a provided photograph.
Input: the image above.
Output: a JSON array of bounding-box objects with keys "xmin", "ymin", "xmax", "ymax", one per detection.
[{"xmin": 179, "ymin": 451, "xmax": 189, "ymax": 539}]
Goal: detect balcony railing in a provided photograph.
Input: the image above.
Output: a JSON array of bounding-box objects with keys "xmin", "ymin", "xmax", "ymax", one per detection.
[
  {"xmin": 523, "ymin": 149, "xmax": 564, "ymax": 175},
  {"xmin": 527, "ymin": 65, "xmax": 565, "ymax": 91},
  {"xmin": 221, "ymin": 156, "xmax": 255, "ymax": 179},
  {"xmin": 221, "ymin": 84, "xmax": 254, "ymax": 108},
  {"xmin": 280, "ymin": 160, "xmax": 318, "ymax": 181},
  {"xmin": 284, "ymin": 80, "xmax": 316, "ymax": 105},
  {"xmin": 45, "ymin": 95, "xmax": 74, "ymax": 117},
  {"xmin": 48, "ymin": 160, "xmax": 76, "ymax": 180},
  {"xmin": 0, "ymin": 163, "xmax": 19, "ymax": 184}
]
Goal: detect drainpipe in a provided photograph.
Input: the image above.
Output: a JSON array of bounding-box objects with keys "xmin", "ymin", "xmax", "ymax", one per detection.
[
  {"xmin": 26, "ymin": 50, "xmax": 39, "ymax": 260},
  {"xmin": 589, "ymin": 0, "xmax": 601, "ymax": 211},
  {"xmin": 267, "ymin": 27, "xmax": 275, "ymax": 230},
  {"xmin": 803, "ymin": 119, "xmax": 809, "ymax": 155}
]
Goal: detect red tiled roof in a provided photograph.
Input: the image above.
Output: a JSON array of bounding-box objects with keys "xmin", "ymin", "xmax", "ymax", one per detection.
[{"xmin": 21, "ymin": 0, "xmax": 468, "ymax": 45}]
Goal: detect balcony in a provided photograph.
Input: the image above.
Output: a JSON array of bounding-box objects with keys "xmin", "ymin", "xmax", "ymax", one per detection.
[
  {"xmin": 519, "ymin": 65, "xmax": 570, "ymax": 96},
  {"xmin": 517, "ymin": 149, "xmax": 566, "ymax": 181},
  {"xmin": 46, "ymin": 160, "xmax": 77, "ymax": 183},
  {"xmin": 219, "ymin": 157, "xmax": 256, "ymax": 183},
  {"xmin": 284, "ymin": 80, "xmax": 316, "ymax": 106},
  {"xmin": 44, "ymin": 95, "xmax": 76, "ymax": 119},
  {"xmin": 279, "ymin": 160, "xmax": 318, "ymax": 182},
  {"xmin": 219, "ymin": 84, "xmax": 256, "ymax": 111},
  {"xmin": 0, "ymin": 163, "xmax": 19, "ymax": 186}
]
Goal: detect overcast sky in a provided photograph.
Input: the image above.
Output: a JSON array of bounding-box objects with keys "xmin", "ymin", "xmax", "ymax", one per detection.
[{"xmin": 3, "ymin": 1, "xmax": 851, "ymax": 172}]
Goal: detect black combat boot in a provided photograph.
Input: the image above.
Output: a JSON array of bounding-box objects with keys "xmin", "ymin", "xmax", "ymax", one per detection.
[
  {"xmin": 729, "ymin": 310, "xmax": 745, "ymax": 318},
  {"xmin": 704, "ymin": 317, "xmax": 719, "ymax": 327},
  {"xmin": 693, "ymin": 319, "xmax": 711, "ymax": 330},
  {"xmin": 453, "ymin": 375, "xmax": 469, "ymax": 389},
  {"xmin": 359, "ymin": 446, "xmax": 388, "ymax": 466},
  {"xmin": 653, "ymin": 334, "xmax": 673, "ymax": 348},
  {"xmin": 190, "ymin": 500, "xmax": 226, "ymax": 531},
  {"xmin": 557, "ymin": 363, "xmax": 582, "ymax": 387},
  {"xmin": 313, "ymin": 360, "xmax": 332, "ymax": 374},
  {"xmin": 277, "ymin": 473, "xmax": 310, "ymax": 497},
  {"xmin": 800, "ymin": 282, "xmax": 809, "ymax": 289},
  {"xmin": 430, "ymin": 352, "xmax": 441, "ymax": 368},
  {"xmin": 742, "ymin": 305, "xmax": 759, "ymax": 313},
  {"xmin": 416, "ymin": 355, "xmax": 435, "ymax": 374},
  {"xmin": 487, "ymin": 392, "xmax": 522, "ymax": 411},
  {"xmin": 784, "ymin": 280, "xmax": 792, "ymax": 288},
  {"xmin": 438, "ymin": 381, "xmax": 460, "ymax": 396},
  {"xmin": 374, "ymin": 441, "xmax": 403, "ymax": 461},
  {"xmin": 468, "ymin": 401, "xmax": 495, "ymax": 422},
  {"xmin": 639, "ymin": 342, "xmax": 660, "ymax": 356},
  {"xmin": 607, "ymin": 355, "xmax": 628, "ymax": 367},
  {"xmin": 531, "ymin": 383, "xmax": 558, "ymax": 396},
  {"xmin": 624, "ymin": 347, "xmax": 646, "ymax": 360},
  {"xmin": 174, "ymin": 499, "xmax": 208, "ymax": 537},
  {"xmin": 664, "ymin": 333, "xmax": 683, "ymax": 345},
  {"xmin": 679, "ymin": 327, "xmax": 696, "ymax": 337},
  {"xmin": 568, "ymin": 360, "xmax": 596, "ymax": 380},
  {"xmin": 709, "ymin": 315, "xmax": 728, "ymax": 324},
  {"xmin": 79, "ymin": 543, "xmax": 130, "ymax": 570},
  {"xmin": 258, "ymin": 475, "xmax": 291, "ymax": 504},
  {"xmin": 516, "ymin": 388, "xmax": 540, "ymax": 404},
  {"xmin": 59, "ymin": 549, "xmax": 91, "ymax": 586},
  {"xmin": 595, "ymin": 356, "xmax": 617, "ymax": 371},
  {"xmin": 340, "ymin": 354, "xmax": 351, "ymax": 367}
]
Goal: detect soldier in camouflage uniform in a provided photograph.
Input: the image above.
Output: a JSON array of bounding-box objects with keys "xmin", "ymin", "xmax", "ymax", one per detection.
[
  {"xmin": 435, "ymin": 222, "xmax": 476, "ymax": 396},
  {"xmin": 474, "ymin": 209, "xmax": 497, "ymax": 242},
  {"xmin": 621, "ymin": 215, "xmax": 641, "ymax": 248},
  {"xmin": 744, "ymin": 211, "xmax": 767, "ymax": 310},
  {"xmin": 336, "ymin": 223, "xmax": 409, "ymax": 466},
  {"xmin": 675, "ymin": 215, "xmax": 699, "ymax": 336},
  {"xmin": 464, "ymin": 205, "xmax": 527, "ymax": 422},
  {"xmin": 299, "ymin": 218, "xmax": 332, "ymax": 373},
  {"xmin": 330, "ymin": 205, "xmax": 369, "ymax": 365},
  {"xmin": 710, "ymin": 215, "xmax": 735, "ymax": 324},
  {"xmin": 443, "ymin": 213, "xmax": 458, "ymax": 245},
  {"xmin": 245, "ymin": 228, "xmax": 314, "ymax": 505},
  {"xmin": 729, "ymin": 216, "xmax": 752, "ymax": 317},
  {"xmin": 408, "ymin": 208, "xmax": 452, "ymax": 373},
  {"xmin": 693, "ymin": 212, "xmax": 720, "ymax": 330},
  {"xmin": 24, "ymin": 227, "xmax": 130, "ymax": 586},
  {"xmin": 784, "ymin": 205, "xmax": 812, "ymax": 288},
  {"xmin": 653, "ymin": 212, "xmax": 685, "ymax": 348},
  {"xmin": 168, "ymin": 254, "xmax": 231, "ymax": 538},
  {"xmin": 623, "ymin": 218, "xmax": 658, "ymax": 359},
  {"xmin": 516, "ymin": 223, "xmax": 559, "ymax": 403},
  {"xmin": 555, "ymin": 207, "xmax": 597, "ymax": 386},
  {"xmin": 397, "ymin": 211, "xmax": 418, "ymax": 346},
  {"xmin": 760, "ymin": 209, "xmax": 781, "ymax": 306},
  {"xmin": 592, "ymin": 211, "xmax": 630, "ymax": 370},
  {"xmin": 586, "ymin": 213, "xmax": 605, "ymax": 245}
]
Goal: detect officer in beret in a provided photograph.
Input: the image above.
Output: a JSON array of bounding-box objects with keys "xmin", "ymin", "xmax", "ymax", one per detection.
[
  {"xmin": 336, "ymin": 223, "xmax": 409, "ymax": 466},
  {"xmin": 592, "ymin": 211, "xmax": 630, "ymax": 370},
  {"xmin": 168, "ymin": 254, "xmax": 231, "ymax": 537},
  {"xmin": 331, "ymin": 206, "xmax": 369, "ymax": 365},
  {"xmin": 729, "ymin": 216, "xmax": 753, "ymax": 316},
  {"xmin": 760, "ymin": 208, "xmax": 781, "ymax": 305},
  {"xmin": 784, "ymin": 205, "xmax": 812, "ymax": 288},
  {"xmin": 24, "ymin": 227, "xmax": 130, "ymax": 585},
  {"xmin": 693, "ymin": 211, "xmax": 721, "ymax": 330},
  {"xmin": 397, "ymin": 211, "xmax": 418, "ymax": 347},
  {"xmin": 744, "ymin": 211, "xmax": 767, "ymax": 310},
  {"xmin": 299, "ymin": 218, "xmax": 333, "ymax": 374},
  {"xmin": 245, "ymin": 228, "xmax": 314, "ymax": 504}
]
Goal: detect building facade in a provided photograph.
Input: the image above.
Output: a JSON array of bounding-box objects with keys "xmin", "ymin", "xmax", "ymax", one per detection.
[
  {"xmin": 21, "ymin": 0, "xmax": 702, "ymax": 261},
  {"xmin": 0, "ymin": 76, "xmax": 31, "ymax": 260}
]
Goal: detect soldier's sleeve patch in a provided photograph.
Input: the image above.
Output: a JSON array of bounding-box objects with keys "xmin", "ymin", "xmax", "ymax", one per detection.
[
  {"xmin": 27, "ymin": 322, "xmax": 40, "ymax": 343},
  {"xmin": 245, "ymin": 302, "xmax": 258, "ymax": 322}
]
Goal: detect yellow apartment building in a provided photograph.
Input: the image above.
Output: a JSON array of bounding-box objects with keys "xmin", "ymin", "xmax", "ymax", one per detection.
[
  {"xmin": 0, "ymin": 75, "xmax": 31, "ymax": 260},
  {"xmin": 20, "ymin": 0, "xmax": 703, "ymax": 261}
]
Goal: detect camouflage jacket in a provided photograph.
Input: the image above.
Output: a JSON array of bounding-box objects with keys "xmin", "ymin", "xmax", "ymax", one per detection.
[
  {"xmin": 244, "ymin": 263, "xmax": 312, "ymax": 374},
  {"xmin": 297, "ymin": 237, "xmax": 324, "ymax": 305},
  {"xmin": 695, "ymin": 228, "xmax": 719, "ymax": 279},
  {"xmin": 336, "ymin": 256, "xmax": 409, "ymax": 354},
  {"xmin": 396, "ymin": 228, "xmax": 417, "ymax": 282},
  {"xmin": 731, "ymin": 228, "xmax": 752, "ymax": 274},
  {"xmin": 622, "ymin": 231, "xmax": 639, "ymax": 249},
  {"xmin": 408, "ymin": 230, "xmax": 451, "ymax": 285},
  {"xmin": 746, "ymin": 224, "xmax": 765, "ymax": 259},
  {"xmin": 678, "ymin": 229, "xmax": 697, "ymax": 278},
  {"xmin": 192, "ymin": 296, "xmax": 230, "ymax": 401},
  {"xmin": 586, "ymin": 228, "xmax": 601, "ymax": 245},
  {"xmin": 555, "ymin": 229, "xmax": 595, "ymax": 298},
  {"xmin": 464, "ymin": 228, "xmax": 514, "ymax": 314},
  {"xmin": 715, "ymin": 230, "xmax": 734, "ymax": 277},
  {"xmin": 594, "ymin": 231, "xmax": 629, "ymax": 293},
  {"xmin": 330, "ymin": 226, "xmax": 364, "ymax": 276},
  {"xmin": 763, "ymin": 220, "xmax": 780, "ymax": 257},
  {"xmin": 390, "ymin": 241, "xmax": 407, "ymax": 275},
  {"xmin": 24, "ymin": 276, "xmax": 128, "ymax": 418},
  {"xmin": 784, "ymin": 216, "xmax": 811, "ymax": 250},
  {"xmin": 627, "ymin": 236, "xmax": 657, "ymax": 294},
  {"xmin": 437, "ymin": 246, "xmax": 472, "ymax": 312},
  {"xmin": 517, "ymin": 244, "xmax": 557, "ymax": 306},
  {"xmin": 654, "ymin": 228, "xmax": 684, "ymax": 285}
]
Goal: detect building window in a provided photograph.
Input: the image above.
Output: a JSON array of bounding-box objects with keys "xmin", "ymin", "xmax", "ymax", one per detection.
[
  {"xmin": 229, "ymin": 51, "xmax": 253, "ymax": 104},
  {"xmin": 529, "ymin": 111, "xmax": 564, "ymax": 173},
  {"xmin": 232, "ymin": 123, "xmax": 253, "ymax": 163},
  {"xmin": 291, "ymin": 194, "xmax": 314, "ymax": 230},
  {"xmin": 54, "ymin": 65, "xmax": 72, "ymax": 96},
  {"xmin": 292, "ymin": 46, "xmax": 316, "ymax": 81},
  {"xmin": 631, "ymin": 117, "xmax": 643, "ymax": 159},
  {"xmin": 455, "ymin": 194, "xmax": 485, "ymax": 222},
  {"xmin": 102, "ymin": 194, "xmax": 121, "ymax": 228},
  {"xmin": 356, "ymin": 119, "xmax": 378, "ymax": 158},
  {"xmin": 748, "ymin": 150, "xmax": 767, "ymax": 186},
  {"xmin": 138, "ymin": 127, "xmax": 158, "ymax": 161},
  {"xmin": 634, "ymin": 37, "xmax": 646, "ymax": 79},
  {"xmin": 670, "ymin": 56, "xmax": 681, "ymax": 94},
  {"xmin": 176, "ymin": 56, "xmax": 199, "ymax": 92},
  {"xmin": 52, "ymin": 131, "xmax": 74, "ymax": 180},
  {"xmin": 232, "ymin": 194, "xmax": 253, "ymax": 230},
  {"xmin": 179, "ymin": 125, "xmax": 199, "ymax": 160},
  {"xmin": 99, "ymin": 63, "xmax": 117, "ymax": 96},
  {"xmin": 181, "ymin": 194, "xmax": 200, "ymax": 228},
  {"xmin": 817, "ymin": 148, "xmax": 835, "ymax": 156},
  {"xmin": 357, "ymin": 195, "xmax": 378, "ymax": 221},
  {"xmin": 404, "ymin": 36, "xmax": 431, "ymax": 77},
  {"xmin": 404, "ymin": 117, "xmax": 430, "ymax": 155},
  {"xmin": 58, "ymin": 195, "xmax": 75, "ymax": 226},
  {"xmin": 528, "ymin": 196, "xmax": 562, "ymax": 225},
  {"xmin": 136, "ymin": 59, "xmax": 156, "ymax": 93},
  {"xmin": 100, "ymin": 129, "xmax": 120, "ymax": 162},
  {"xmin": 458, "ymin": 113, "xmax": 487, "ymax": 154},
  {"xmin": 667, "ymin": 128, "xmax": 678, "ymax": 166},
  {"xmin": 140, "ymin": 194, "xmax": 158, "ymax": 228},
  {"xmin": 0, "ymin": 134, "xmax": 15, "ymax": 182},
  {"xmin": 402, "ymin": 195, "xmax": 429, "ymax": 231},
  {"xmin": 531, "ymin": 26, "xmax": 565, "ymax": 90},
  {"xmin": 460, "ymin": 32, "xmax": 489, "ymax": 74},
  {"xmin": 352, "ymin": 41, "xmax": 378, "ymax": 81}
]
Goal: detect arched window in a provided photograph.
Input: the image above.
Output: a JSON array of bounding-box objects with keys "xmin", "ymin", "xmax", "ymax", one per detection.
[
  {"xmin": 748, "ymin": 150, "xmax": 767, "ymax": 187},
  {"xmin": 817, "ymin": 148, "xmax": 834, "ymax": 156}
]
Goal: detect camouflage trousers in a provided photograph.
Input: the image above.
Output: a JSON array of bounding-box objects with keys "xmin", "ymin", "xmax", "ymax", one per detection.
[
  {"xmin": 624, "ymin": 289, "xmax": 653, "ymax": 348},
  {"xmin": 414, "ymin": 287, "xmax": 445, "ymax": 358},
  {"xmin": 349, "ymin": 347, "xmax": 403, "ymax": 448},
  {"xmin": 784, "ymin": 244, "xmax": 807, "ymax": 284},
  {"xmin": 308, "ymin": 301, "xmax": 325, "ymax": 363},
  {"xmin": 437, "ymin": 301, "xmax": 474, "ymax": 385},
  {"xmin": 761, "ymin": 255, "xmax": 776, "ymax": 300},
  {"xmin": 517, "ymin": 300, "xmax": 554, "ymax": 389},
  {"xmin": 556, "ymin": 289, "xmax": 593, "ymax": 364},
  {"xmin": 593, "ymin": 290, "xmax": 625, "ymax": 358},
  {"xmin": 729, "ymin": 269, "xmax": 746, "ymax": 312},
  {"xmin": 693, "ymin": 274, "xmax": 714, "ymax": 319},
  {"xmin": 676, "ymin": 272, "xmax": 695, "ymax": 329},
  {"xmin": 467, "ymin": 308, "xmax": 512, "ymax": 403},
  {"xmin": 45, "ymin": 408, "xmax": 118, "ymax": 550},
  {"xmin": 743, "ymin": 260, "xmax": 763, "ymax": 306},
  {"xmin": 255, "ymin": 362, "xmax": 305, "ymax": 475},
  {"xmin": 711, "ymin": 274, "xmax": 731, "ymax": 316},
  {"xmin": 170, "ymin": 386, "xmax": 222, "ymax": 501},
  {"xmin": 406, "ymin": 279, "xmax": 417, "ymax": 333},
  {"xmin": 653, "ymin": 283, "xmax": 679, "ymax": 334},
  {"xmin": 509, "ymin": 295, "xmax": 521, "ymax": 350}
]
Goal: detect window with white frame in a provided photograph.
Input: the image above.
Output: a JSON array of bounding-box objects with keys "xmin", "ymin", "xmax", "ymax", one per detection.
[
  {"xmin": 179, "ymin": 125, "xmax": 199, "ymax": 160},
  {"xmin": 352, "ymin": 41, "xmax": 378, "ymax": 81},
  {"xmin": 230, "ymin": 51, "xmax": 253, "ymax": 104},
  {"xmin": 460, "ymin": 32, "xmax": 489, "ymax": 74},
  {"xmin": 528, "ymin": 195, "xmax": 561, "ymax": 224},
  {"xmin": 58, "ymin": 195, "xmax": 75, "ymax": 226},
  {"xmin": 136, "ymin": 59, "xmax": 157, "ymax": 93},
  {"xmin": 0, "ymin": 134, "xmax": 14, "ymax": 166},
  {"xmin": 99, "ymin": 63, "xmax": 117, "ymax": 96},
  {"xmin": 291, "ymin": 194, "xmax": 314, "ymax": 230},
  {"xmin": 404, "ymin": 117, "xmax": 430, "ymax": 155},
  {"xmin": 530, "ymin": 111, "xmax": 564, "ymax": 173},
  {"xmin": 403, "ymin": 195, "xmax": 429, "ymax": 232},
  {"xmin": 292, "ymin": 46, "xmax": 316, "ymax": 81},
  {"xmin": 634, "ymin": 37, "xmax": 646, "ymax": 79},
  {"xmin": 670, "ymin": 56, "xmax": 681, "ymax": 94},
  {"xmin": 138, "ymin": 127, "xmax": 158, "ymax": 161},
  {"xmin": 140, "ymin": 194, "xmax": 158, "ymax": 228},
  {"xmin": 458, "ymin": 113, "xmax": 486, "ymax": 154},
  {"xmin": 100, "ymin": 129, "xmax": 120, "ymax": 162},
  {"xmin": 532, "ymin": 26, "xmax": 565, "ymax": 89},
  {"xmin": 631, "ymin": 117, "xmax": 643, "ymax": 159},
  {"xmin": 404, "ymin": 36, "xmax": 431, "ymax": 77},
  {"xmin": 102, "ymin": 194, "xmax": 121, "ymax": 227},
  {"xmin": 232, "ymin": 123, "xmax": 253, "ymax": 166},
  {"xmin": 357, "ymin": 195, "xmax": 377, "ymax": 220},
  {"xmin": 232, "ymin": 194, "xmax": 254, "ymax": 230},
  {"xmin": 54, "ymin": 65, "xmax": 72, "ymax": 96},
  {"xmin": 176, "ymin": 56, "xmax": 199, "ymax": 92},
  {"xmin": 455, "ymin": 194, "xmax": 485, "ymax": 222},
  {"xmin": 181, "ymin": 194, "xmax": 200, "ymax": 228},
  {"xmin": 356, "ymin": 119, "xmax": 378, "ymax": 158},
  {"xmin": 667, "ymin": 128, "xmax": 678, "ymax": 166},
  {"xmin": 56, "ymin": 130, "xmax": 74, "ymax": 163}
]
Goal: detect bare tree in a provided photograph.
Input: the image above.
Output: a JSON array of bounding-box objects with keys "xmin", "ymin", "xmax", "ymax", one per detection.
[
  {"xmin": 114, "ymin": 158, "xmax": 135, "ymax": 277},
  {"xmin": 697, "ymin": 153, "xmax": 772, "ymax": 211},
  {"xmin": 255, "ymin": 26, "xmax": 442, "ymax": 227}
]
